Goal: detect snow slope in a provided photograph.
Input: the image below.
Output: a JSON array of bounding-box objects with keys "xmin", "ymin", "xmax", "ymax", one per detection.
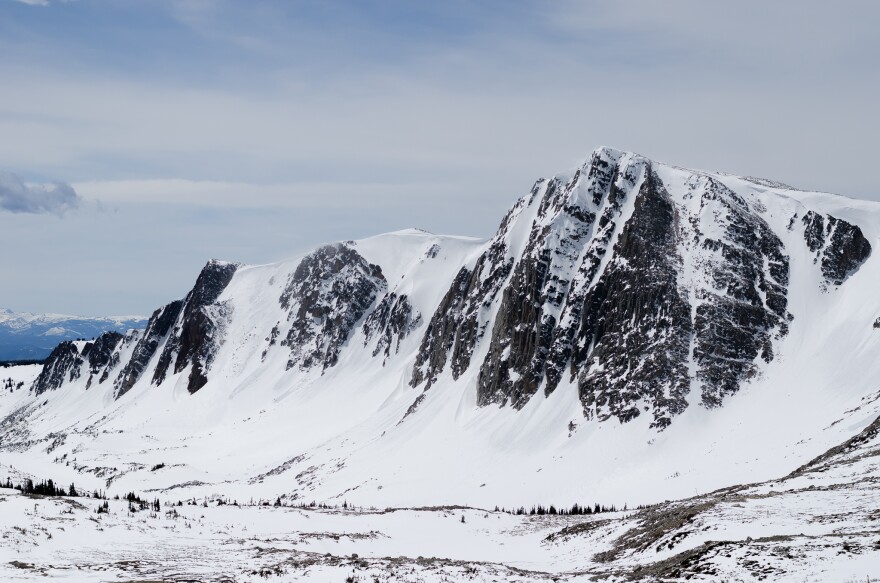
[{"xmin": 2, "ymin": 148, "xmax": 880, "ymax": 517}]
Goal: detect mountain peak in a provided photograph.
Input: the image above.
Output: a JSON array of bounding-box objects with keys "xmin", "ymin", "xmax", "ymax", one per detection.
[{"xmin": 590, "ymin": 144, "xmax": 629, "ymax": 160}]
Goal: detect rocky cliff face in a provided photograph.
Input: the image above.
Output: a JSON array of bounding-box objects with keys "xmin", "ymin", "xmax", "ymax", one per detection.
[
  {"xmin": 570, "ymin": 165, "xmax": 693, "ymax": 428},
  {"xmin": 689, "ymin": 177, "xmax": 790, "ymax": 409},
  {"xmin": 152, "ymin": 260, "xmax": 239, "ymax": 394},
  {"xmin": 32, "ymin": 342, "xmax": 82, "ymax": 395},
  {"xmin": 111, "ymin": 261, "xmax": 240, "ymax": 397},
  {"xmin": 801, "ymin": 211, "xmax": 871, "ymax": 286},
  {"xmin": 279, "ymin": 244, "xmax": 386, "ymax": 372},
  {"xmin": 362, "ymin": 292, "xmax": 421, "ymax": 363},
  {"xmin": 411, "ymin": 148, "xmax": 869, "ymax": 429},
  {"xmin": 409, "ymin": 233, "xmax": 513, "ymax": 389},
  {"xmin": 33, "ymin": 330, "xmax": 129, "ymax": 395},
  {"xmin": 475, "ymin": 149, "xmax": 646, "ymax": 413},
  {"xmin": 114, "ymin": 301, "xmax": 182, "ymax": 398}
]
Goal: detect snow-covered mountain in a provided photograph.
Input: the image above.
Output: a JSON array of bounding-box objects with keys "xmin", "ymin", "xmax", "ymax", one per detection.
[
  {"xmin": 0, "ymin": 309, "xmax": 146, "ymax": 361},
  {"xmin": 3, "ymin": 147, "xmax": 880, "ymax": 513}
]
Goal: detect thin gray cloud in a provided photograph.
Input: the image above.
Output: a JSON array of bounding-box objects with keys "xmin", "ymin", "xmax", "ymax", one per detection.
[{"xmin": 0, "ymin": 172, "xmax": 80, "ymax": 215}]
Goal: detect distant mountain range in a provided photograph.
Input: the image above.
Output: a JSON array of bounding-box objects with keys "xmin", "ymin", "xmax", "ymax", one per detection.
[{"xmin": 0, "ymin": 309, "xmax": 146, "ymax": 361}]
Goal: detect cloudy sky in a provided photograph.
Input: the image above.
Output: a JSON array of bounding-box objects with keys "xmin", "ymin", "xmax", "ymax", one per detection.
[{"xmin": 1, "ymin": 0, "xmax": 878, "ymax": 316}]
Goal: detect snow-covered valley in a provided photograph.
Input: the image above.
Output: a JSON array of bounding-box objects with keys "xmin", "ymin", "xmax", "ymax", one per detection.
[{"xmin": 2, "ymin": 402, "xmax": 879, "ymax": 581}]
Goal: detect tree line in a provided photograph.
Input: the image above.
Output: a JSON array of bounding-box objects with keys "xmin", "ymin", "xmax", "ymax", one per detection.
[
  {"xmin": 0, "ymin": 359, "xmax": 47, "ymax": 367},
  {"xmin": 3, "ymin": 475, "xmax": 647, "ymax": 518},
  {"xmin": 2, "ymin": 476, "xmax": 161, "ymax": 514},
  {"xmin": 3, "ymin": 477, "xmax": 79, "ymax": 497},
  {"xmin": 494, "ymin": 502, "xmax": 648, "ymax": 516}
]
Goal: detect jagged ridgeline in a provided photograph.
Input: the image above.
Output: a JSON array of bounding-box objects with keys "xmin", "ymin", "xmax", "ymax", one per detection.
[
  {"xmin": 29, "ymin": 148, "xmax": 872, "ymax": 431},
  {"xmin": 408, "ymin": 149, "xmax": 870, "ymax": 428},
  {"xmin": 33, "ymin": 260, "xmax": 240, "ymax": 397}
]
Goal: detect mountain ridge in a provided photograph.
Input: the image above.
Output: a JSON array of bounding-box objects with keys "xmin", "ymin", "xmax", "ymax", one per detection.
[{"xmin": 2, "ymin": 147, "xmax": 879, "ymax": 511}]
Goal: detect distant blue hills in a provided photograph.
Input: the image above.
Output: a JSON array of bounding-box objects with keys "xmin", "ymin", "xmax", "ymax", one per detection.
[{"xmin": 0, "ymin": 308, "xmax": 147, "ymax": 361}]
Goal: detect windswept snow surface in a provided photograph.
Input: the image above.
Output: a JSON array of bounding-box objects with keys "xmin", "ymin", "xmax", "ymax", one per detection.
[{"xmin": 1, "ymin": 409, "xmax": 879, "ymax": 581}]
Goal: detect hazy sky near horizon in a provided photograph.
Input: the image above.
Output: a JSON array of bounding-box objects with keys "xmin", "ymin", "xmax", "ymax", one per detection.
[{"xmin": 1, "ymin": 0, "xmax": 878, "ymax": 316}]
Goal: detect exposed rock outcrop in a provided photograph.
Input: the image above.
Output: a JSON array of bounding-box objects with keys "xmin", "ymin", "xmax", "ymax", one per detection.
[
  {"xmin": 152, "ymin": 260, "xmax": 239, "ymax": 394},
  {"xmin": 410, "ymin": 214, "xmax": 515, "ymax": 388},
  {"xmin": 114, "ymin": 300, "xmax": 183, "ymax": 398},
  {"xmin": 82, "ymin": 331, "xmax": 123, "ymax": 376},
  {"xmin": 690, "ymin": 177, "xmax": 790, "ymax": 409},
  {"xmin": 280, "ymin": 244, "xmax": 386, "ymax": 372},
  {"xmin": 362, "ymin": 293, "xmax": 421, "ymax": 363},
  {"xmin": 32, "ymin": 342, "xmax": 83, "ymax": 396},
  {"xmin": 33, "ymin": 330, "xmax": 127, "ymax": 395},
  {"xmin": 573, "ymin": 166, "xmax": 692, "ymax": 427},
  {"xmin": 802, "ymin": 211, "xmax": 871, "ymax": 286},
  {"xmin": 476, "ymin": 149, "xmax": 629, "ymax": 409}
]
